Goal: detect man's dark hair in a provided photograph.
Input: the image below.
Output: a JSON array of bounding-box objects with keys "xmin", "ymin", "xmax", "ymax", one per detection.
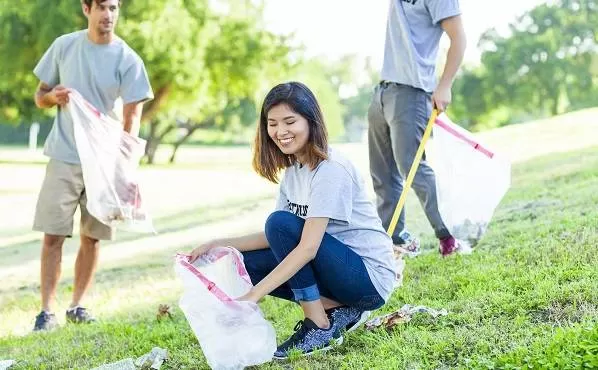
[{"xmin": 82, "ymin": 0, "xmax": 122, "ymax": 7}]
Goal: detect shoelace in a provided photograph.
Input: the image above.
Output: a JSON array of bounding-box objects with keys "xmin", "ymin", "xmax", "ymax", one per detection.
[{"xmin": 287, "ymin": 320, "xmax": 311, "ymax": 344}]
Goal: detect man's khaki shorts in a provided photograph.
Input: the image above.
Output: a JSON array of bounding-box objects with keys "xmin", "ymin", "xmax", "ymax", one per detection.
[{"xmin": 33, "ymin": 159, "xmax": 115, "ymax": 241}]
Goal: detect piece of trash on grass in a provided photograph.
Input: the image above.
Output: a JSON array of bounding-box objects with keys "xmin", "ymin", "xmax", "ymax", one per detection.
[
  {"xmin": 156, "ymin": 304, "xmax": 173, "ymax": 321},
  {"xmin": 392, "ymin": 249, "xmax": 405, "ymax": 289},
  {"xmin": 91, "ymin": 358, "xmax": 137, "ymax": 370},
  {"xmin": 365, "ymin": 304, "xmax": 448, "ymax": 330},
  {"xmin": 0, "ymin": 360, "xmax": 16, "ymax": 370},
  {"xmin": 135, "ymin": 347, "xmax": 168, "ymax": 370},
  {"xmin": 91, "ymin": 347, "xmax": 168, "ymax": 370}
]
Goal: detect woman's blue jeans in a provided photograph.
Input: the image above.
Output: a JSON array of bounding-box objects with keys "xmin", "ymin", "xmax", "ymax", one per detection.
[{"xmin": 242, "ymin": 211, "xmax": 384, "ymax": 311}]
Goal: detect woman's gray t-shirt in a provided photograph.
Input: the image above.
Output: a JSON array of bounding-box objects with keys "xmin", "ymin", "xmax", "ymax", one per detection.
[{"xmin": 276, "ymin": 148, "xmax": 396, "ymax": 301}]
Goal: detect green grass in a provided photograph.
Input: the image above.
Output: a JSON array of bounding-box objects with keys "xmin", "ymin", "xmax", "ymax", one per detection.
[{"xmin": 1, "ymin": 147, "xmax": 598, "ymax": 369}]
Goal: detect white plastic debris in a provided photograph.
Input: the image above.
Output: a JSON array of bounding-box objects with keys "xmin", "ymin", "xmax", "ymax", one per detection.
[
  {"xmin": 91, "ymin": 347, "xmax": 168, "ymax": 370},
  {"xmin": 0, "ymin": 360, "xmax": 16, "ymax": 370},
  {"xmin": 365, "ymin": 304, "xmax": 448, "ymax": 330},
  {"xmin": 135, "ymin": 347, "xmax": 168, "ymax": 369},
  {"xmin": 91, "ymin": 358, "xmax": 136, "ymax": 370}
]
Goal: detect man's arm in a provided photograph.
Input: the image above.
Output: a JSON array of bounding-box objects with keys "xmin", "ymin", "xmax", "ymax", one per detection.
[
  {"xmin": 34, "ymin": 82, "xmax": 70, "ymax": 109},
  {"xmin": 122, "ymin": 101, "xmax": 144, "ymax": 136},
  {"xmin": 432, "ymin": 15, "xmax": 467, "ymax": 112}
]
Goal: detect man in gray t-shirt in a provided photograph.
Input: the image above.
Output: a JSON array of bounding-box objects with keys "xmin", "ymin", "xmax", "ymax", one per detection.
[
  {"xmin": 31, "ymin": 0, "xmax": 153, "ymax": 331},
  {"xmin": 368, "ymin": 0, "xmax": 466, "ymax": 256}
]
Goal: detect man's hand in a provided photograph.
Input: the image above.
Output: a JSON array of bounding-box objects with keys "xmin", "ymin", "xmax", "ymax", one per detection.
[
  {"xmin": 50, "ymin": 85, "xmax": 71, "ymax": 107},
  {"xmin": 431, "ymin": 82, "xmax": 452, "ymax": 112},
  {"xmin": 35, "ymin": 82, "xmax": 71, "ymax": 109}
]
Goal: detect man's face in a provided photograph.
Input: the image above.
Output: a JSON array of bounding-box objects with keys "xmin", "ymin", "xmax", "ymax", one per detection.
[{"xmin": 83, "ymin": 0, "xmax": 120, "ymax": 35}]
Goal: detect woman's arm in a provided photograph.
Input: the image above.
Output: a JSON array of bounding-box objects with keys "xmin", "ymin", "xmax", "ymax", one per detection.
[
  {"xmin": 243, "ymin": 217, "xmax": 329, "ymax": 302},
  {"xmin": 189, "ymin": 232, "xmax": 268, "ymax": 262},
  {"xmin": 224, "ymin": 232, "xmax": 269, "ymax": 252}
]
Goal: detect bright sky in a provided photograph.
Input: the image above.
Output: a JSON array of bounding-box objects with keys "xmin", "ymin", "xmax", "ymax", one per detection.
[{"xmin": 263, "ymin": 0, "xmax": 548, "ymax": 67}]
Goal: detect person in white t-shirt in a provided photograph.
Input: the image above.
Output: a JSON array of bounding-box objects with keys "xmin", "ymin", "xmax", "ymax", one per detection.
[{"xmin": 189, "ymin": 82, "xmax": 396, "ymax": 359}]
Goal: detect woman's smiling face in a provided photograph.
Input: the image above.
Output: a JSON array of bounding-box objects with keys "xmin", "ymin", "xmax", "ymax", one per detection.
[{"xmin": 266, "ymin": 103, "xmax": 310, "ymax": 162}]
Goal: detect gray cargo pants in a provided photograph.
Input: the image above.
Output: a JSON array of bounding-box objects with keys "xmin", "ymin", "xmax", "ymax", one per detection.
[{"xmin": 367, "ymin": 81, "xmax": 450, "ymax": 244}]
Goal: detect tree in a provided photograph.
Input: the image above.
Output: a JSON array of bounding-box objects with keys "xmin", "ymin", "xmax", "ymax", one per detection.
[
  {"xmin": 337, "ymin": 57, "xmax": 379, "ymax": 141},
  {"xmin": 478, "ymin": 0, "xmax": 598, "ymax": 117},
  {"xmin": 287, "ymin": 59, "xmax": 346, "ymax": 140},
  {"xmin": 450, "ymin": 67, "xmax": 492, "ymax": 129},
  {"xmin": 0, "ymin": 0, "xmax": 294, "ymax": 163},
  {"xmin": 0, "ymin": 0, "xmax": 86, "ymax": 123},
  {"xmin": 116, "ymin": 0, "xmax": 292, "ymax": 163}
]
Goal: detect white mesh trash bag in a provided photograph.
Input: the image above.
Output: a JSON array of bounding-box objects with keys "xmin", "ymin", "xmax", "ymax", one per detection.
[
  {"xmin": 68, "ymin": 90, "xmax": 154, "ymax": 233},
  {"xmin": 427, "ymin": 113, "xmax": 511, "ymax": 250},
  {"xmin": 175, "ymin": 247, "xmax": 277, "ymax": 370}
]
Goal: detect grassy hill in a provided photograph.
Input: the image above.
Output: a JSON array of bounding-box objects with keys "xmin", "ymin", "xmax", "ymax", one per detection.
[{"xmin": 0, "ymin": 110, "xmax": 597, "ymax": 369}]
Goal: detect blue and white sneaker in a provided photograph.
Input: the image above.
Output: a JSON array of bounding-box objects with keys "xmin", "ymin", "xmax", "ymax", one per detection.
[
  {"xmin": 33, "ymin": 311, "xmax": 58, "ymax": 332},
  {"xmin": 66, "ymin": 306, "xmax": 96, "ymax": 324},
  {"xmin": 327, "ymin": 306, "xmax": 370, "ymax": 338},
  {"xmin": 394, "ymin": 230, "xmax": 421, "ymax": 258},
  {"xmin": 273, "ymin": 317, "xmax": 342, "ymax": 360}
]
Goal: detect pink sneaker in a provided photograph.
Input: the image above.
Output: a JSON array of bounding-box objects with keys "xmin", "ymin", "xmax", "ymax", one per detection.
[{"xmin": 439, "ymin": 236, "xmax": 460, "ymax": 257}]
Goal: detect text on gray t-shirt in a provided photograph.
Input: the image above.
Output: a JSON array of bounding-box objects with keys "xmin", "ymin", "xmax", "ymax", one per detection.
[{"xmin": 275, "ymin": 148, "xmax": 397, "ymax": 301}]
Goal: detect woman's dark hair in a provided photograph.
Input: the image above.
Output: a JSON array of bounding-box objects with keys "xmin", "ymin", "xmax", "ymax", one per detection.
[{"xmin": 253, "ymin": 82, "xmax": 329, "ymax": 183}]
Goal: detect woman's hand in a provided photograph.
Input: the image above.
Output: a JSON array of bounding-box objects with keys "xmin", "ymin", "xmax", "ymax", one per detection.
[
  {"xmin": 189, "ymin": 240, "xmax": 222, "ymax": 263},
  {"xmin": 236, "ymin": 288, "xmax": 260, "ymax": 304}
]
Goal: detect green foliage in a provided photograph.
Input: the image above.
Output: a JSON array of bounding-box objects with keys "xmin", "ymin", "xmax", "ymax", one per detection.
[
  {"xmin": 0, "ymin": 0, "xmax": 85, "ymax": 123},
  {"xmin": 0, "ymin": 0, "xmax": 295, "ymax": 160},
  {"xmin": 1, "ymin": 144, "xmax": 597, "ymax": 369},
  {"xmin": 494, "ymin": 323, "xmax": 598, "ymax": 369},
  {"xmin": 283, "ymin": 59, "xmax": 346, "ymax": 140},
  {"xmin": 456, "ymin": 0, "xmax": 598, "ymax": 127}
]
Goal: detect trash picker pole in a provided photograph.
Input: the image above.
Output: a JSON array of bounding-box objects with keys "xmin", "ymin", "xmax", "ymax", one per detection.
[{"xmin": 387, "ymin": 109, "xmax": 439, "ymax": 238}]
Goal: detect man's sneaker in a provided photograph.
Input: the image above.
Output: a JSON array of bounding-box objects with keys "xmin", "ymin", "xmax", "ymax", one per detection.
[
  {"xmin": 327, "ymin": 306, "xmax": 370, "ymax": 338},
  {"xmin": 439, "ymin": 236, "xmax": 461, "ymax": 257},
  {"xmin": 273, "ymin": 318, "xmax": 341, "ymax": 360},
  {"xmin": 394, "ymin": 230, "xmax": 421, "ymax": 257},
  {"xmin": 33, "ymin": 311, "xmax": 58, "ymax": 331},
  {"xmin": 66, "ymin": 306, "xmax": 96, "ymax": 324}
]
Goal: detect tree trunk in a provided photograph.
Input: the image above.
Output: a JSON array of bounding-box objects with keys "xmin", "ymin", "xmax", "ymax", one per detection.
[
  {"xmin": 551, "ymin": 91, "xmax": 560, "ymax": 116},
  {"xmin": 144, "ymin": 121, "xmax": 175, "ymax": 164},
  {"xmin": 169, "ymin": 127, "xmax": 199, "ymax": 163},
  {"xmin": 145, "ymin": 140, "xmax": 160, "ymax": 165},
  {"xmin": 141, "ymin": 85, "xmax": 171, "ymax": 123},
  {"xmin": 141, "ymin": 85, "xmax": 171, "ymax": 165}
]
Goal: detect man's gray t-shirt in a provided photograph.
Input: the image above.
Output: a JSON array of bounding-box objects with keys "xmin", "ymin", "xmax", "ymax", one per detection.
[
  {"xmin": 33, "ymin": 30, "xmax": 153, "ymax": 164},
  {"xmin": 381, "ymin": 0, "xmax": 461, "ymax": 92},
  {"xmin": 275, "ymin": 149, "xmax": 396, "ymax": 301}
]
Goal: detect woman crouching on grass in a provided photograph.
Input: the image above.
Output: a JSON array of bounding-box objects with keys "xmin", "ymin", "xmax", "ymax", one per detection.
[{"xmin": 189, "ymin": 81, "xmax": 396, "ymax": 359}]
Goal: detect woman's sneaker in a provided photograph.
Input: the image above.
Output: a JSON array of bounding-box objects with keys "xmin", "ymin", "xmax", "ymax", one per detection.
[
  {"xmin": 273, "ymin": 318, "xmax": 341, "ymax": 360},
  {"xmin": 327, "ymin": 306, "xmax": 370, "ymax": 338}
]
